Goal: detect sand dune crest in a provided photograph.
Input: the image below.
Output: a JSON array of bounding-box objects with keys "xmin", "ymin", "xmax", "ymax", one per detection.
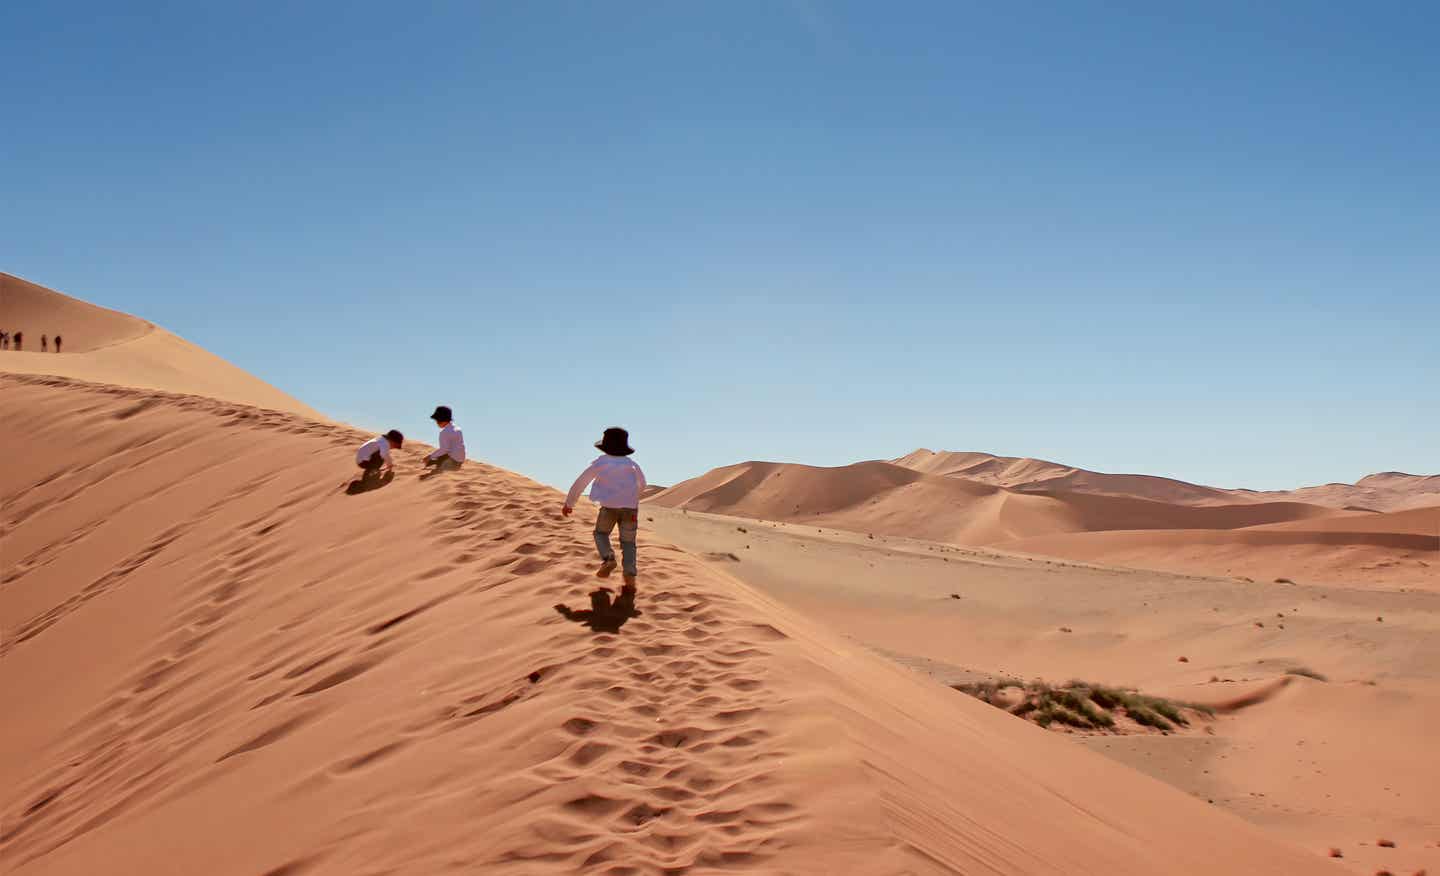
[{"xmin": 1, "ymin": 273, "xmax": 318, "ymax": 416}]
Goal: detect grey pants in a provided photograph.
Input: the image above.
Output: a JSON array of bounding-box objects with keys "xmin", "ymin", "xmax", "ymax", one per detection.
[
  {"xmin": 594, "ymin": 506, "xmax": 638, "ymax": 576},
  {"xmin": 426, "ymin": 454, "xmax": 462, "ymax": 472}
]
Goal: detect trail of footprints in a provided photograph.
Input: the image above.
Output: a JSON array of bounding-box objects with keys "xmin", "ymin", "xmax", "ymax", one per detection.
[
  {"xmin": 362, "ymin": 476, "xmax": 807, "ymax": 873},
  {"xmin": 513, "ymin": 595, "xmax": 803, "ymax": 875},
  {"xmin": 3, "ymin": 375, "xmax": 804, "ymax": 873}
]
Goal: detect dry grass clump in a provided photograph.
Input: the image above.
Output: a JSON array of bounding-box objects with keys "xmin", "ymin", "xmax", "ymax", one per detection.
[{"xmin": 953, "ymin": 678, "xmax": 1213, "ymax": 733}]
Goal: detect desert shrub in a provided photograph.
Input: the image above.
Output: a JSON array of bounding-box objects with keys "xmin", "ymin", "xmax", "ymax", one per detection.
[{"xmin": 955, "ymin": 679, "xmax": 1208, "ymax": 734}]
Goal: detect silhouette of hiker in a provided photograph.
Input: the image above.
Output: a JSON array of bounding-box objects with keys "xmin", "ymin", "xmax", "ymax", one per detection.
[
  {"xmin": 54, "ymin": 335, "xmax": 62, "ymax": 353},
  {"xmin": 555, "ymin": 586, "xmax": 641, "ymax": 633},
  {"xmin": 41, "ymin": 335, "xmax": 48, "ymax": 352},
  {"xmin": 13, "ymin": 331, "xmax": 21, "ymax": 350},
  {"xmin": 0, "ymin": 330, "xmax": 7, "ymax": 349}
]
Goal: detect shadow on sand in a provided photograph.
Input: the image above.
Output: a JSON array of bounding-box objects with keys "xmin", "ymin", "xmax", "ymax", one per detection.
[
  {"xmin": 345, "ymin": 471, "xmax": 395, "ymax": 495},
  {"xmin": 556, "ymin": 587, "xmax": 641, "ymax": 633}
]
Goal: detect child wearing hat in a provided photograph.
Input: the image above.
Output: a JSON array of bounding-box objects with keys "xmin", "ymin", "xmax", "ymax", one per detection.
[
  {"xmin": 424, "ymin": 405, "xmax": 466, "ymax": 472},
  {"xmin": 563, "ymin": 427, "xmax": 647, "ymax": 587},
  {"xmin": 356, "ymin": 430, "xmax": 404, "ymax": 480}
]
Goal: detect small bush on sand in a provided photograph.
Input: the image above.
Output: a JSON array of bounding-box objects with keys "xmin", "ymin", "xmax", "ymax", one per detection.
[{"xmin": 955, "ymin": 679, "xmax": 1211, "ymax": 734}]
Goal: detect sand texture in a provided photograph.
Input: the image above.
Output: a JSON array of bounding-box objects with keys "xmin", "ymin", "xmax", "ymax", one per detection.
[
  {"xmin": 647, "ymin": 507, "xmax": 1440, "ymax": 876},
  {"xmin": 0, "ymin": 374, "xmax": 1339, "ymax": 874}
]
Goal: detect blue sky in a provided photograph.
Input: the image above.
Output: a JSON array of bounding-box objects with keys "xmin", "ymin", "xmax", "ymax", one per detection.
[{"xmin": 3, "ymin": 2, "xmax": 1436, "ymax": 491}]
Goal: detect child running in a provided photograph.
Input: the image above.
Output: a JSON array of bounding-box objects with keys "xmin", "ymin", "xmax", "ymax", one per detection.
[{"xmin": 563, "ymin": 427, "xmax": 646, "ymax": 587}]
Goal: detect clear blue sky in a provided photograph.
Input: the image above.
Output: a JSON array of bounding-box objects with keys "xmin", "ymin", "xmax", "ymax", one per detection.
[{"xmin": 3, "ymin": 2, "xmax": 1436, "ymax": 491}]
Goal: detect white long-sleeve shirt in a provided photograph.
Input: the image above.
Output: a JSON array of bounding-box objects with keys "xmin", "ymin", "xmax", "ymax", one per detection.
[
  {"xmin": 356, "ymin": 435, "xmax": 393, "ymax": 465},
  {"xmin": 428, "ymin": 423, "xmax": 466, "ymax": 463},
  {"xmin": 566, "ymin": 455, "xmax": 646, "ymax": 509}
]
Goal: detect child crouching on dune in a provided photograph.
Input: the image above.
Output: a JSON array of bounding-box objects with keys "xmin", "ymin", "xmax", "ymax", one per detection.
[
  {"xmin": 356, "ymin": 429, "xmax": 404, "ymax": 480},
  {"xmin": 563, "ymin": 427, "xmax": 646, "ymax": 588}
]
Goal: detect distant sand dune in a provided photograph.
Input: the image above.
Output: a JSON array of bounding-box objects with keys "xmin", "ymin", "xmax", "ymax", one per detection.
[
  {"xmin": 998, "ymin": 516, "xmax": 1439, "ymax": 589},
  {"xmin": 655, "ymin": 454, "xmax": 1437, "ymax": 585},
  {"xmin": 895, "ymin": 448, "xmax": 1252, "ymax": 506},
  {"xmin": 1, "ymin": 272, "xmax": 318, "ymax": 416},
  {"xmin": 650, "ymin": 459, "xmax": 1339, "ymax": 546},
  {"xmin": 897, "ymin": 448, "xmax": 1440, "ymax": 512}
]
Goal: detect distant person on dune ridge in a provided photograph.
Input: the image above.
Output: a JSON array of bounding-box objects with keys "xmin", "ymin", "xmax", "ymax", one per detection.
[
  {"xmin": 0, "ymin": 330, "xmax": 7, "ymax": 349},
  {"xmin": 423, "ymin": 406, "xmax": 466, "ymax": 473},
  {"xmin": 356, "ymin": 430, "xmax": 404, "ymax": 481},
  {"xmin": 41, "ymin": 334, "xmax": 48, "ymax": 352},
  {"xmin": 563, "ymin": 427, "xmax": 647, "ymax": 588},
  {"xmin": 13, "ymin": 331, "xmax": 21, "ymax": 350},
  {"xmin": 54, "ymin": 335, "xmax": 62, "ymax": 353}
]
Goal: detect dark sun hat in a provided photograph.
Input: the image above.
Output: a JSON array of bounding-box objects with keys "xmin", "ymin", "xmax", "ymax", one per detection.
[
  {"xmin": 384, "ymin": 429, "xmax": 404, "ymax": 447},
  {"xmin": 595, "ymin": 427, "xmax": 634, "ymax": 456},
  {"xmin": 429, "ymin": 405, "xmax": 453, "ymax": 422}
]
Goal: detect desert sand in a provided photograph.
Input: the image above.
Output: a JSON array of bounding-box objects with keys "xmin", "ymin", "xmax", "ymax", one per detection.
[
  {"xmin": 0, "ymin": 278, "xmax": 1421, "ymax": 874},
  {"xmin": 2, "ymin": 377, "xmax": 1342, "ymax": 876},
  {"xmin": 646, "ymin": 507, "xmax": 1440, "ymax": 876}
]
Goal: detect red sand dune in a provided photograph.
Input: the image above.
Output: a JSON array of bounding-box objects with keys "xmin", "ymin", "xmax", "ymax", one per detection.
[
  {"xmin": 895, "ymin": 448, "xmax": 1253, "ymax": 506},
  {"xmin": 1240, "ymin": 472, "xmax": 1440, "ymax": 512},
  {"xmin": 0, "ymin": 373, "xmax": 1329, "ymax": 874},
  {"xmin": 1250, "ymin": 504, "xmax": 1440, "ymax": 536},
  {"xmin": 650, "ymin": 459, "xmax": 1338, "ymax": 546},
  {"xmin": 0, "ymin": 273, "xmax": 317, "ymax": 416},
  {"xmin": 897, "ymin": 448, "xmax": 1440, "ymax": 512},
  {"xmin": 656, "ymin": 454, "xmax": 1437, "ymax": 585}
]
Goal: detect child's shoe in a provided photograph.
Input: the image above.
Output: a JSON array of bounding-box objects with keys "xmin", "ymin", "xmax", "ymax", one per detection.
[
  {"xmin": 596, "ymin": 558, "xmax": 617, "ymax": 578},
  {"xmin": 622, "ymin": 573, "xmax": 637, "ymax": 587}
]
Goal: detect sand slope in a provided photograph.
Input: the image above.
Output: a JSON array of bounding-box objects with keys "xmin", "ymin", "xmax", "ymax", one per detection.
[
  {"xmin": 999, "ymin": 507, "xmax": 1439, "ymax": 589},
  {"xmin": 0, "ymin": 273, "xmax": 318, "ymax": 416},
  {"xmin": 0, "ymin": 374, "xmax": 1328, "ymax": 874},
  {"xmin": 650, "ymin": 459, "xmax": 1338, "ymax": 546},
  {"xmin": 646, "ymin": 506, "xmax": 1440, "ymax": 875}
]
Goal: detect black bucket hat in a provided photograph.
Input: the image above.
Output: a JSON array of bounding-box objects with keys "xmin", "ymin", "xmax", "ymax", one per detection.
[
  {"xmin": 595, "ymin": 427, "xmax": 634, "ymax": 456},
  {"xmin": 429, "ymin": 405, "xmax": 453, "ymax": 423},
  {"xmin": 384, "ymin": 429, "xmax": 404, "ymax": 447}
]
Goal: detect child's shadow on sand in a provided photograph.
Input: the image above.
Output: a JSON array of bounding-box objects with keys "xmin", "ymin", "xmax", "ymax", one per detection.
[
  {"xmin": 556, "ymin": 587, "xmax": 641, "ymax": 633},
  {"xmin": 345, "ymin": 471, "xmax": 395, "ymax": 495}
]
